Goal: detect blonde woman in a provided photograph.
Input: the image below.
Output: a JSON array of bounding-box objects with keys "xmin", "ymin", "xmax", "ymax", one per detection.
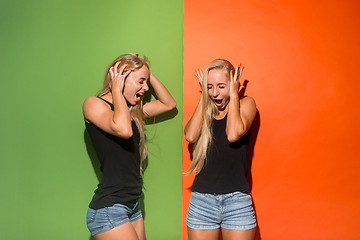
[
  {"xmin": 184, "ymin": 59, "xmax": 257, "ymax": 240},
  {"xmin": 83, "ymin": 53, "xmax": 176, "ymax": 240}
]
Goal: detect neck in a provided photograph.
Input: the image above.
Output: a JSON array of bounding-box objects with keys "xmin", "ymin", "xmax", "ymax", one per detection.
[{"xmin": 214, "ymin": 105, "xmax": 228, "ymax": 120}]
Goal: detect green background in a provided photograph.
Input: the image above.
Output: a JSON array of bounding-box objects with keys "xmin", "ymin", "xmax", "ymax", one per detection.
[{"xmin": 0, "ymin": 0, "xmax": 183, "ymax": 239}]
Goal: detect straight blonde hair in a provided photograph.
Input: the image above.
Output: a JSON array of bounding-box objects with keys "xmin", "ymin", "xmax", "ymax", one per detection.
[
  {"xmin": 185, "ymin": 59, "xmax": 235, "ymax": 174},
  {"xmin": 98, "ymin": 54, "xmax": 149, "ymax": 175}
]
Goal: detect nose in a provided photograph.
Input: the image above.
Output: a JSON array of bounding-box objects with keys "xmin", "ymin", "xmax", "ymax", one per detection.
[
  {"xmin": 143, "ymin": 82, "xmax": 149, "ymax": 92},
  {"xmin": 212, "ymin": 88, "xmax": 218, "ymax": 98}
]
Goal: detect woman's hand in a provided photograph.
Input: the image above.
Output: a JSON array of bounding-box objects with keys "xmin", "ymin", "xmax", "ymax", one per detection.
[
  {"xmin": 230, "ymin": 64, "xmax": 245, "ymax": 95},
  {"xmin": 142, "ymin": 71, "xmax": 176, "ymax": 118},
  {"xmin": 108, "ymin": 61, "xmax": 130, "ymax": 93},
  {"xmin": 195, "ymin": 69, "xmax": 203, "ymax": 86}
]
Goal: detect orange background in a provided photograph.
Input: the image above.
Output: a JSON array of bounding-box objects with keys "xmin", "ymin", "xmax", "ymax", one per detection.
[{"xmin": 182, "ymin": 0, "xmax": 360, "ymax": 239}]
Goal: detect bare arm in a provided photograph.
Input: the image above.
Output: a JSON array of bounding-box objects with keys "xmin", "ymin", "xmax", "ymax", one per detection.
[
  {"xmin": 184, "ymin": 69, "xmax": 204, "ymax": 143},
  {"xmin": 184, "ymin": 97, "xmax": 204, "ymax": 143},
  {"xmin": 83, "ymin": 62, "xmax": 133, "ymax": 138},
  {"xmin": 142, "ymin": 72, "xmax": 176, "ymax": 118},
  {"xmin": 226, "ymin": 65, "xmax": 257, "ymax": 142}
]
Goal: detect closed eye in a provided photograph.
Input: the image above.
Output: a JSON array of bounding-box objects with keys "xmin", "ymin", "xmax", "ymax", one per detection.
[
  {"xmin": 218, "ymin": 84, "xmax": 226, "ymax": 89},
  {"xmin": 139, "ymin": 78, "xmax": 147, "ymax": 84}
]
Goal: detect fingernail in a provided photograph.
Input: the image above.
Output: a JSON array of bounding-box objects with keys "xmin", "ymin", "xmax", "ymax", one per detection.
[
  {"xmin": 117, "ymin": 60, "xmax": 121, "ymax": 63},
  {"xmin": 125, "ymin": 62, "xmax": 128, "ymax": 64}
]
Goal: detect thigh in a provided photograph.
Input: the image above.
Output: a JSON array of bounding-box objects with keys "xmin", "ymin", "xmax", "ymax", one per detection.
[
  {"xmin": 221, "ymin": 227, "xmax": 256, "ymax": 240},
  {"xmin": 131, "ymin": 218, "xmax": 145, "ymax": 240},
  {"xmin": 188, "ymin": 227, "xmax": 220, "ymax": 240},
  {"xmin": 94, "ymin": 222, "xmax": 139, "ymax": 240}
]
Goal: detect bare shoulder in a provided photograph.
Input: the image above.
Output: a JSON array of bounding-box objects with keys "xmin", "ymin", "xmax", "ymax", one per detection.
[
  {"xmin": 83, "ymin": 96, "xmax": 110, "ymax": 122},
  {"xmin": 83, "ymin": 96, "xmax": 109, "ymax": 109},
  {"xmin": 83, "ymin": 96, "xmax": 98, "ymax": 110}
]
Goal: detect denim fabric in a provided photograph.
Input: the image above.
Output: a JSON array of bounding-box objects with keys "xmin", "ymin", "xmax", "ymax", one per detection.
[
  {"xmin": 186, "ymin": 191, "xmax": 256, "ymax": 230},
  {"xmin": 86, "ymin": 201, "xmax": 142, "ymax": 236}
]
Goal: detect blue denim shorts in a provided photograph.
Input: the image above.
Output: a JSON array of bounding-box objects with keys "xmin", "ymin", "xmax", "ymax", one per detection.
[
  {"xmin": 186, "ymin": 191, "xmax": 257, "ymax": 231},
  {"xmin": 86, "ymin": 201, "xmax": 142, "ymax": 236}
]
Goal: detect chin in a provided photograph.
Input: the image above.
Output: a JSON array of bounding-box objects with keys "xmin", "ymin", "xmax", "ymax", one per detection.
[{"xmin": 125, "ymin": 98, "xmax": 136, "ymax": 107}]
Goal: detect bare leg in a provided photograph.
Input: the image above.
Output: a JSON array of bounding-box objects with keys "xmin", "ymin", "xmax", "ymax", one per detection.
[
  {"xmin": 221, "ymin": 227, "xmax": 256, "ymax": 240},
  {"xmin": 188, "ymin": 227, "xmax": 220, "ymax": 240},
  {"xmin": 94, "ymin": 222, "xmax": 140, "ymax": 240},
  {"xmin": 131, "ymin": 218, "xmax": 145, "ymax": 240}
]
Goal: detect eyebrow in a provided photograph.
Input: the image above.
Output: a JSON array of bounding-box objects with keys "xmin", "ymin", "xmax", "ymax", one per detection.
[{"xmin": 208, "ymin": 83, "xmax": 226, "ymax": 86}]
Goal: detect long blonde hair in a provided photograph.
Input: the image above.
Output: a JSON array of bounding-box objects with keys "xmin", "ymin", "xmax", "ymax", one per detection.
[
  {"xmin": 186, "ymin": 59, "xmax": 235, "ymax": 174},
  {"xmin": 98, "ymin": 54, "xmax": 149, "ymax": 174}
]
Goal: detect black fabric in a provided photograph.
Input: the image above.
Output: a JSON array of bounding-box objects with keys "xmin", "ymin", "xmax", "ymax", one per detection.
[
  {"xmin": 191, "ymin": 114, "xmax": 251, "ymax": 194},
  {"xmin": 86, "ymin": 97, "xmax": 142, "ymax": 210}
]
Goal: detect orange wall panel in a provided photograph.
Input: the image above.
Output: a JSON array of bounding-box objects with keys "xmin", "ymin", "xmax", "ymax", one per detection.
[{"xmin": 183, "ymin": 1, "xmax": 360, "ymax": 239}]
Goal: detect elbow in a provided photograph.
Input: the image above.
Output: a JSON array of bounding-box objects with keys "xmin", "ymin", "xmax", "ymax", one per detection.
[
  {"xmin": 167, "ymin": 99, "xmax": 177, "ymax": 111},
  {"xmin": 227, "ymin": 131, "xmax": 243, "ymax": 143},
  {"xmin": 111, "ymin": 124, "xmax": 133, "ymax": 139},
  {"xmin": 185, "ymin": 136, "xmax": 196, "ymax": 143},
  {"xmin": 227, "ymin": 129, "xmax": 249, "ymax": 143},
  {"xmin": 227, "ymin": 134, "xmax": 240, "ymax": 143},
  {"xmin": 184, "ymin": 131, "xmax": 198, "ymax": 143},
  {"xmin": 118, "ymin": 128, "xmax": 133, "ymax": 139}
]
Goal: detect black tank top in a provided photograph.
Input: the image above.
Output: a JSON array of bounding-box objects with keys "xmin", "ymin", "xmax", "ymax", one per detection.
[
  {"xmin": 191, "ymin": 114, "xmax": 251, "ymax": 194},
  {"xmin": 86, "ymin": 98, "xmax": 142, "ymax": 209}
]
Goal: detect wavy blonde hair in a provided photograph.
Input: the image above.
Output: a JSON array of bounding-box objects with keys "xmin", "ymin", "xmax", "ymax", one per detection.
[
  {"xmin": 98, "ymin": 54, "xmax": 149, "ymax": 175},
  {"xmin": 186, "ymin": 59, "xmax": 235, "ymax": 174}
]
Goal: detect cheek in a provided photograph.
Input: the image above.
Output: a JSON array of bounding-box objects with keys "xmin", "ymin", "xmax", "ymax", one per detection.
[
  {"xmin": 208, "ymin": 89, "xmax": 213, "ymax": 98},
  {"xmin": 220, "ymin": 87, "xmax": 230, "ymax": 97},
  {"xmin": 124, "ymin": 81, "xmax": 136, "ymax": 92}
]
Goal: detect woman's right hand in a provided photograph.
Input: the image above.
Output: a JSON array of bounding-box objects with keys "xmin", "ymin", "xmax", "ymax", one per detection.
[{"xmin": 108, "ymin": 61, "xmax": 130, "ymax": 92}]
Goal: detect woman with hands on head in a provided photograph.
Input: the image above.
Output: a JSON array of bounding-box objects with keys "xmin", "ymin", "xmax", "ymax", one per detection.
[
  {"xmin": 184, "ymin": 59, "xmax": 257, "ymax": 240},
  {"xmin": 83, "ymin": 53, "xmax": 176, "ymax": 240}
]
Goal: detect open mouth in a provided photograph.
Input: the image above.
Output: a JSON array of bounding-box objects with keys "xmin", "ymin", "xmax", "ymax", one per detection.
[
  {"xmin": 136, "ymin": 92, "xmax": 144, "ymax": 100},
  {"xmin": 214, "ymin": 99, "xmax": 222, "ymax": 105}
]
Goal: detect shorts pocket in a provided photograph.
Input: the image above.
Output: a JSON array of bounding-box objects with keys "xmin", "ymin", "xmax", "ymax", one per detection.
[
  {"xmin": 106, "ymin": 204, "xmax": 128, "ymax": 225},
  {"xmin": 230, "ymin": 192, "xmax": 252, "ymax": 202}
]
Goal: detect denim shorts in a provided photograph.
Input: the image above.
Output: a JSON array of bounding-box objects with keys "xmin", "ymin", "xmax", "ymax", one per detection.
[
  {"xmin": 86, "ymin": 201, "xmax": 142, "ymax": 236},
  {"xmin": 186, "ymin": 191, "xmax": 257, "ymax": 231}
]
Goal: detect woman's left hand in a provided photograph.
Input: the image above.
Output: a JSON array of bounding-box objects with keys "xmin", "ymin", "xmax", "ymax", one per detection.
[{"xmin": 230, "ymin": 64, "xmax": 245, "ymax": 95}]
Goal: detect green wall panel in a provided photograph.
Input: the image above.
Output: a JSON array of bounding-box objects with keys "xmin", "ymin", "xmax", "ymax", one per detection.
[{"xmin": 0, "ymin": 0, "xmax": 183, "ymax": 239}]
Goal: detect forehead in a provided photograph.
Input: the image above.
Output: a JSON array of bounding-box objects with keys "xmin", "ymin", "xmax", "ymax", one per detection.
[
  {"xmin": 131, "ymin": 65, "xmax": 150, "ymax": 78},
  {"xmin": 208, "ymin": 68, "xmax": 228, "ymax": 84}
]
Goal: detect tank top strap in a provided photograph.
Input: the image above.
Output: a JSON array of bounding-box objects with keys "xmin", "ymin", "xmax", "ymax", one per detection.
[{"xmin": 97, "ymin": 97, "xmax": 114, "ymax": 110}]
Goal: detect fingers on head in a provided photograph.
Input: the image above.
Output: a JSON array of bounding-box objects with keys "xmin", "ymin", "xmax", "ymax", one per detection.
[{"xmin": 109, "ymin": 66, "xmax": 114, "ymax": 78}]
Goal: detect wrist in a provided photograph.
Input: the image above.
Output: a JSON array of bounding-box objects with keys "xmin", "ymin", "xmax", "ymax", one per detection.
[
  {"xmin": 112, "ymin": 87, "xmax": 125, "ymax": 99},
  {"xmin": 230, "ymin": 92, "xmax": 239, "ymax": 98},
  {"xmin": 111, "ymin": 82, "xmax": 123, "ymax": 91},
  {"xmin": 149, "ymin": 72, "xmax": 156, "ymax": 83}
]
